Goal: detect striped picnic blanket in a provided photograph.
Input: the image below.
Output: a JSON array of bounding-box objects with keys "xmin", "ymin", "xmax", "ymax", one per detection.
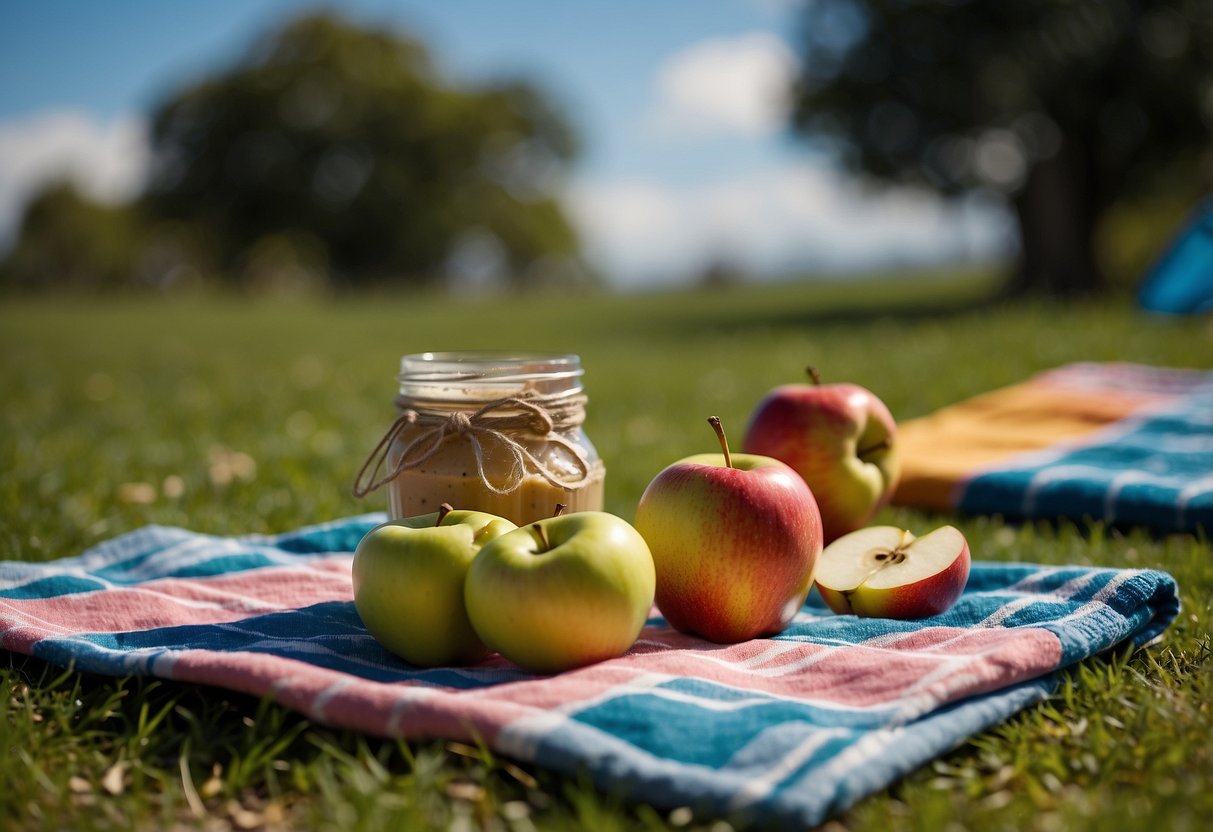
[
  {"xmin": 892, "ymin": 362, "xmax": 1213, "ymax": 534},
  {"xmin": 0, "ymin": 517, "xmax": 1179, "ymax": 827}
]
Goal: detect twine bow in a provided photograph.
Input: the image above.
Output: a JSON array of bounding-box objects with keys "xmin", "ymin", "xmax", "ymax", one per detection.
[{"xmin": 352, "ymin": 393, "xmax": 593, "ymax": 498}]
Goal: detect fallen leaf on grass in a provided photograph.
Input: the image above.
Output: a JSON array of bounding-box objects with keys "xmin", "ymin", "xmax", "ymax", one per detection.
[
  {"xmin": 118, "ymin": 482, "xmax": 157, "ymax": 505},
  {"xmin": 444, "ymin": 780, "xmax": 486, "ymax": 802},
  {"xmin": 201, "ymin": 763, "xmax": 224, "ymax": 799},
  {"xmin": 209, "ymin": 447, "xmax": 257, "ymax": 487},
  {"xmin": 227, "ymin": 799, "xmax": 263, "ymax": 830},
  {"xmin": 101, "ymin": 761, "xmax": 129, "ymax": 796}
]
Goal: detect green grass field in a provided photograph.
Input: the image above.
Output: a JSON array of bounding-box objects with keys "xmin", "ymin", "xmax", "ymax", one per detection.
[{"xmin": 2, "ymin": 274, "xmax": 1210, "ymax": 831}]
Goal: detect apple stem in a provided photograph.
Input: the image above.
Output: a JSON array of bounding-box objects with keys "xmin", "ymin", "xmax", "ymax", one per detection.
[
  {"xmin": 806, "ymin": 366, "xmax": 822, "ymax": 386},
  {"xmin": 858, "ymin": 439, "xmax": 891, "ymax": 460},
  {"xmin": 531, "ymin": 523, "xmax": 549, "ymax": 551},
  {"xmin": 436, "ymin": 503, "xmax": 454, "ymax": 525},
  {"xmin": 707, "ymin": 416, "xmax": 732, "ymax": 469},
  {"xmin": 552, "ymin": 503, "xmax": 567, "ymax": 517}
]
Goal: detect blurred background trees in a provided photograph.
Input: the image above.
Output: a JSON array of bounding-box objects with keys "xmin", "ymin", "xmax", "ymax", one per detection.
[
  {"xmin": 2, "ymin": 3, "xmax": 1209, "ymax": 297},
  {"xmin": 1, "ymin": 12, "xmax": 588, "ymax": 295},
  {"xmin": 0, "ymin": 181, "xmax": 143, "ymax": 292},
  {"xmin": 143, "ymin": 13, "xmax": 583, "ymax": 291},
  {"xmin": 790, "ymin": 0, "xmax": 1212, "ymax": 296}
]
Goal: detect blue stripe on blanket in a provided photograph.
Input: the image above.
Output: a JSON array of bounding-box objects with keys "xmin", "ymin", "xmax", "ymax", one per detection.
[{"xmin": 959, "ymin": 388, "xmax": 1213, "ymax": 533}]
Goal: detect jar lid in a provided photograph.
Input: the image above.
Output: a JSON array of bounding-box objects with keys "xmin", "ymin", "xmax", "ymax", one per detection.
[{"xmin": 397, "ymin": 351, "xmax": 584, "ymax": 399}]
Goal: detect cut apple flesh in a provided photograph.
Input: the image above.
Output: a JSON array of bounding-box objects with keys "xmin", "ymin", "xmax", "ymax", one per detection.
[
  {"xmin": 815, "ymin": 524, "xmax": 968, "ymax": 606},
  {"xmin": 815, "ymin": 526, "xmax": 914, "ymax": 591}
]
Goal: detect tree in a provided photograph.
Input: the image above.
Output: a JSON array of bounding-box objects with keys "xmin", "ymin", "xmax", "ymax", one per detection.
[
  {"xmin": 0, "ymin": 181, "xmax": 142, "ymax": 292},
  {"xmin": 143, "ymin": 12, "xmax": 583, "ymax": 289},
  {"xmin": 789, "ymin": 0, "xmax": 1212, "ymax": 295}
]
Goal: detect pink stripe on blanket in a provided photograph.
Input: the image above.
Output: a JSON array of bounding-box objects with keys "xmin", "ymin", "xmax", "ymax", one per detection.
[
  {"xmin": 415, "ymin": 624, "xmax": 1062, "ymax": 715},
  {"xmin": 165, "ymin": 650, "xmax": 541, "ymax": 742},
  {"xmin": 1035, "ymin": 361, "xmax": 1213, "ymax": 396},
  {"xmin": 0, "ymin": 560, "xmax": 352, "ymax": 645},
  {"xmin": 161, "ymin": 623, "xmax": 1060, "ymax": 741}
]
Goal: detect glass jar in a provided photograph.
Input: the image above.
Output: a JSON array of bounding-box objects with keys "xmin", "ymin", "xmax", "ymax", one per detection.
[{"xmin": 354, "ymin": 351, "xmax": 606, "ymax": 526}]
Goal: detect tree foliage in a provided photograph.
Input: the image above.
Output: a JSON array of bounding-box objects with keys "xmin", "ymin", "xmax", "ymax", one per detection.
[
  {"xmin": 0, "ymin": 182, "xmax": 142, "ymax": 292},
  {"xmin": 790, "ymin": 0, "xmax": 1213, "ymax": 295},
  {"xmin": 142, "ymin": 12, "xmax": 584, "ymax": 289}
]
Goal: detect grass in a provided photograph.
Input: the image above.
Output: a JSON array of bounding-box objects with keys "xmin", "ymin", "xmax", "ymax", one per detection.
[{"xmin": 2, "ymin": 272, "xmax": 1211, "ymax": 831}]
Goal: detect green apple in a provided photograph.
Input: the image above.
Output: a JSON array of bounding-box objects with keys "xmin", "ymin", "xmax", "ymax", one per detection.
[
  {"xmin": 633, "ymin": 417, "xmax": 824, "ymax": 643},
  {"xmin": 351, "ymin": 504, "xmax": 517, "ymax": 667},
  {"xmin": 743, "ymin": 367, "xmax": 900, "ymax": 543},
  {"xmin": 464, "ymin": 510, "xmax": 656, "ymax": 674},
  {"xmin": 814, "ymin": 524, "xmax": 970, "ymax": 618}
]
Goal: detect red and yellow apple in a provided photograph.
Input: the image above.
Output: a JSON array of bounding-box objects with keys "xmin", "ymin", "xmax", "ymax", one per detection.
[
  {"xmin": 633, "ymin": 417, "xmax": 823, "ymax": 643},
  {"xmin": 814, "ymin": 524, "xmax": 970, "ymax": 618},
  {"xmin": 743, "ymin": 367, "xmax": 900, "ymax": 543}
]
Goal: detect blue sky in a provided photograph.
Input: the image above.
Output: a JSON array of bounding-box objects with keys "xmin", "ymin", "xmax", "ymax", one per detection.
[{"xmin": 0, "ymin": 0, "xmax": 1011, "ymax": 287}]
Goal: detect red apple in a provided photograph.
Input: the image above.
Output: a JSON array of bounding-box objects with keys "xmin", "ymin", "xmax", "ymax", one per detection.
[
  {"xmin": 814, "ymin": 525, "xmax": 970, "ymax": 618},
  {"xmin": 743, "ymin": 367, "xmax": 900, "ymax": 543},
  {"xmin": 633, "ymin": 417, "xmax": 823, "ymax": 643}
]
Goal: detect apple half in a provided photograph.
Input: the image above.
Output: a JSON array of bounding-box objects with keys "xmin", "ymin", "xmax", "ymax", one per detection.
[{"xmin": 814, "ymin": 525, "xmax": 970, "ymax": 619}]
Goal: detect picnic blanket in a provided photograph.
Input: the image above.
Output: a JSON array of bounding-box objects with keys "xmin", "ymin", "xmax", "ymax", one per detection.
[
  {"xmin": 892, "ymin": 362, "xmax": 1213, "ymax": 535},
  {"xmin": 0, "ymin": 517, "xmax": 1179, "ymax": 829}
]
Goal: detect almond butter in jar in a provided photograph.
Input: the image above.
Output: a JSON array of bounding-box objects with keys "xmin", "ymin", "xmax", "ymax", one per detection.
[{"xmin": 353, "ymin": 351, "xmax": 605, "ymax": 526}]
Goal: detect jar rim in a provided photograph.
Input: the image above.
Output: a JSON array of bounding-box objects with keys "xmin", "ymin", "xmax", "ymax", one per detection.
[{"xmin": 397, "ymin": 351, "xmax": 584, "ymax": 386}]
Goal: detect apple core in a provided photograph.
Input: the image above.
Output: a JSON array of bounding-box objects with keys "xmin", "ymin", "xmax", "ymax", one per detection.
[{"xmin": 814, "ymin": 525, "xmax": 970, "ymax": 618}]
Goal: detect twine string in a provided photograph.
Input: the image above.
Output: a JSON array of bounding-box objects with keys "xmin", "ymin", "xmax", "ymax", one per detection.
[{"xmin": 352, "ymin": 393, "xmax": 593, "ymax": 498}]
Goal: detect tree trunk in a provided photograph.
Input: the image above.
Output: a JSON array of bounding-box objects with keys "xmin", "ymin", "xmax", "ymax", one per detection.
[{"xmin": 1006, "ymin": 136, "xmax": 1106, "ymax": 297}]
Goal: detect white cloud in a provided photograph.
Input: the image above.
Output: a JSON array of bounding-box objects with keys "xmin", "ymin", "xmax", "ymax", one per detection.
[
  {"xmin": 0, "ymin": 110, "xmax": 149, "ymax": 249},
  {"xmin": 650, "ymin": 32, "xmax": 798, "ymax": 138},
  {"xmin": 576, "ymin": 25, "xmax": 1016, "ymax": 288},
  {"xmin": 566, "ymin": 163, "xmax": 1015, "ymax": 288},
  {"xmin": 563, "ymin": 180, "xmax": 697, "ymax": 281}
]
